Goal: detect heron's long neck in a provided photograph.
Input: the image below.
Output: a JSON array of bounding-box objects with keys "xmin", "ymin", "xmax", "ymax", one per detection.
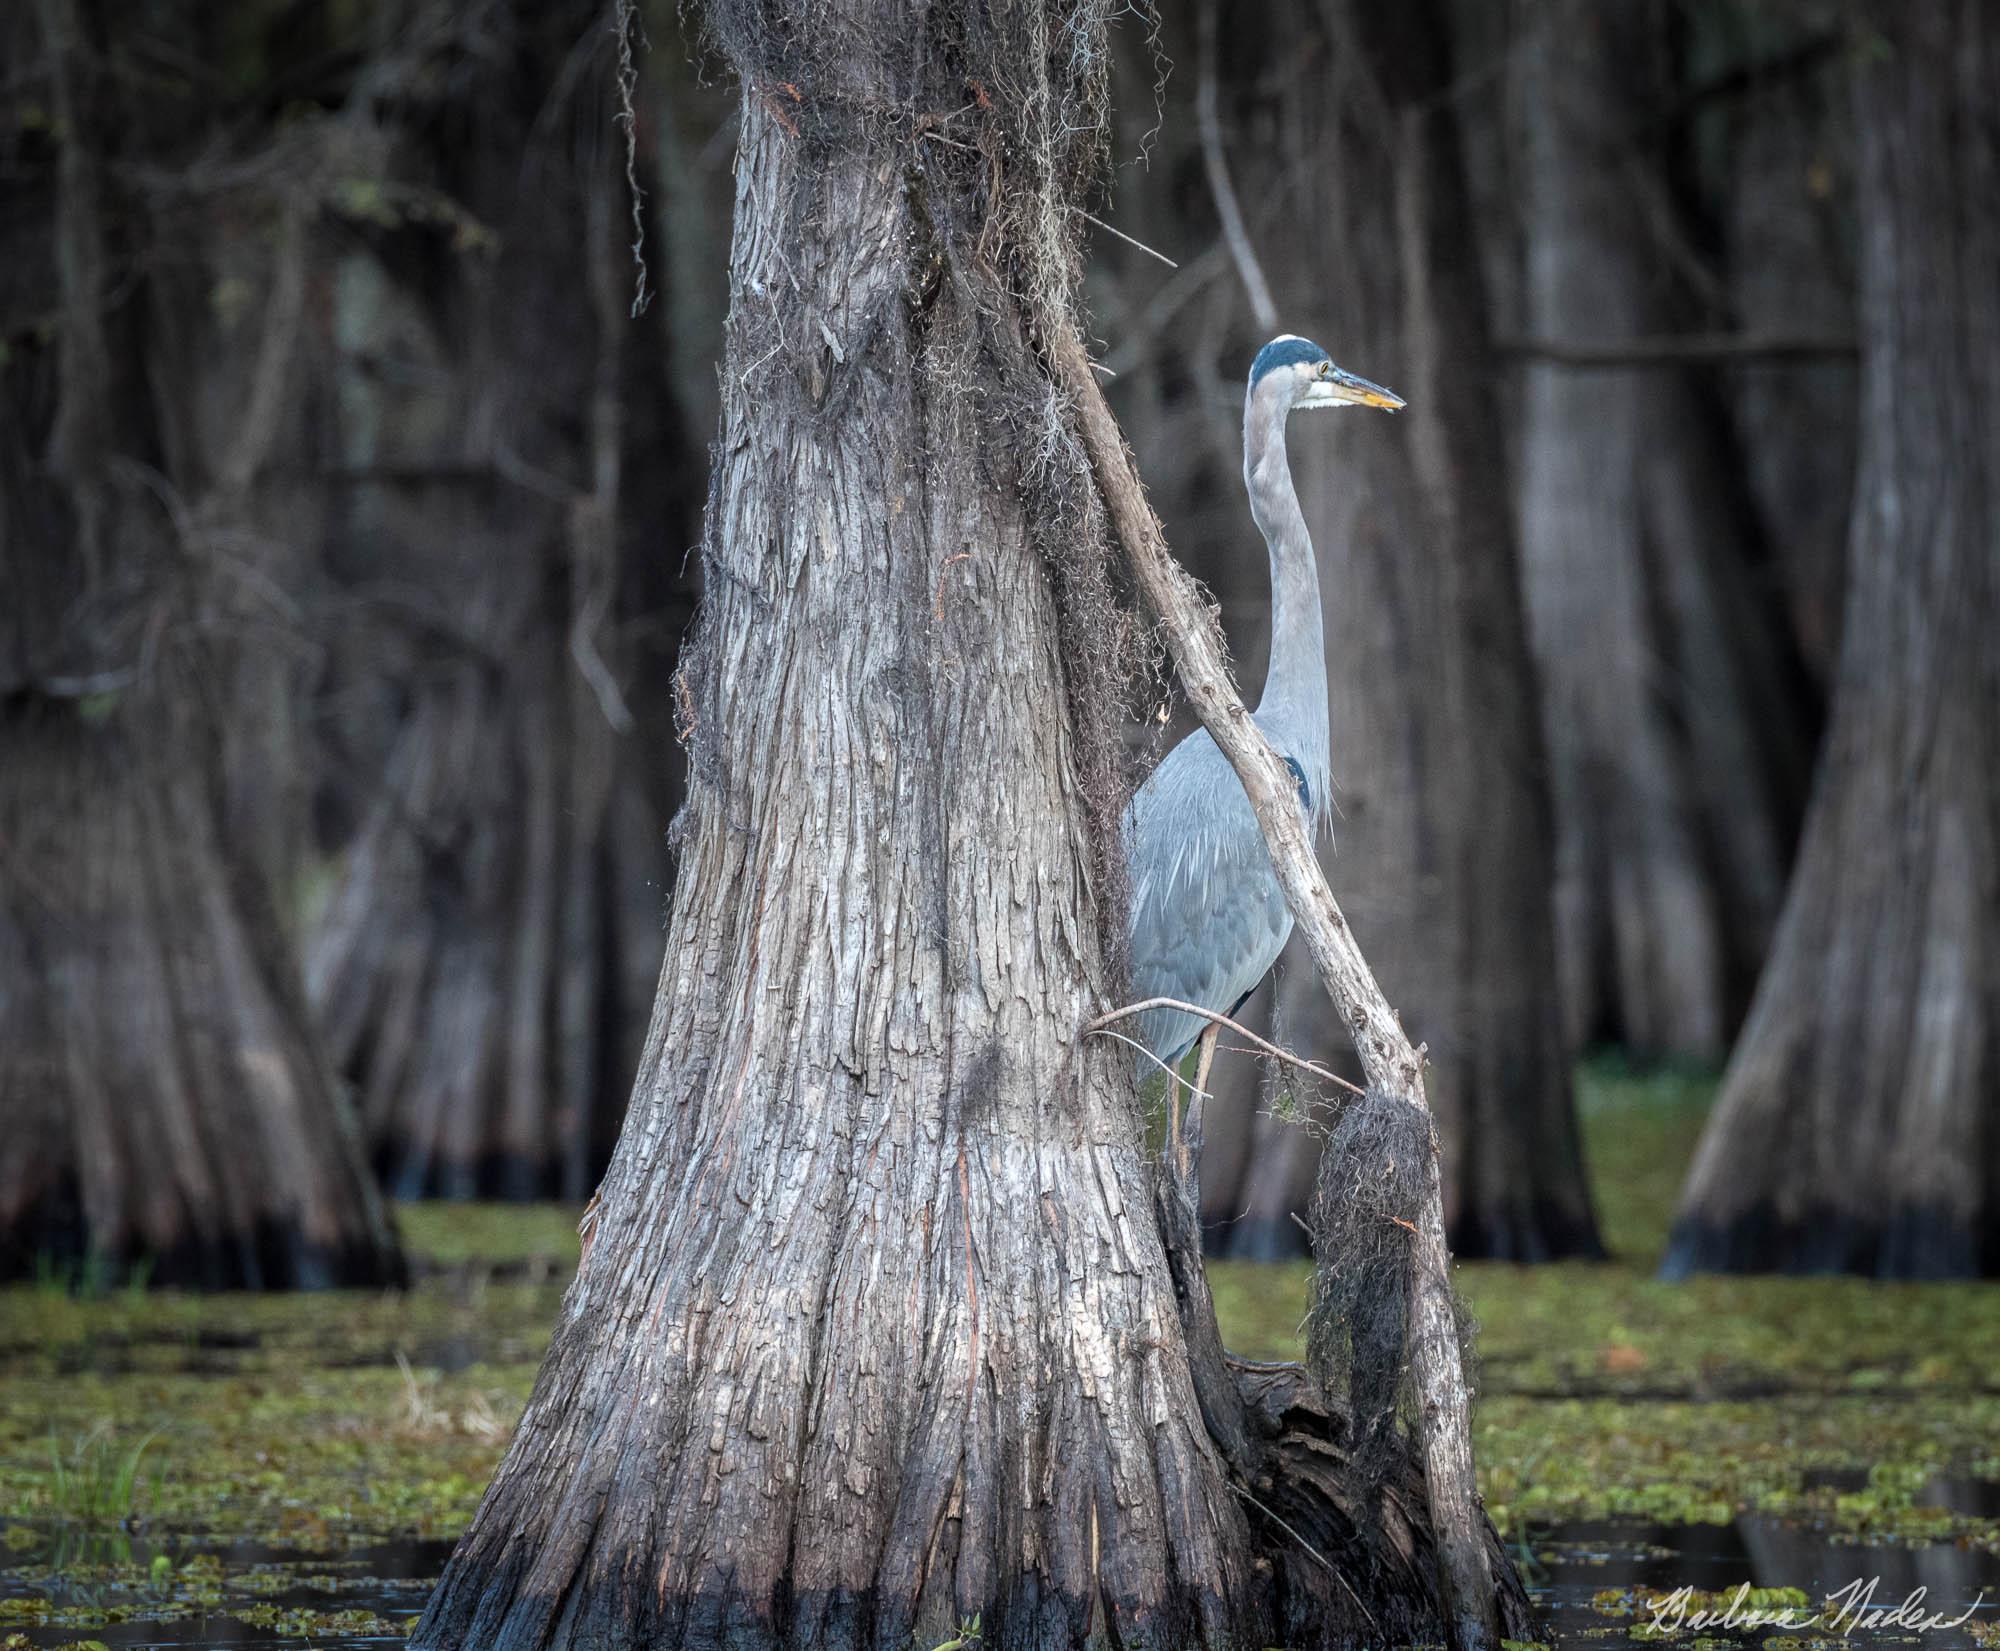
[{"xmin": 1244, "ymin": 390, "xmax": 1328, "ymax": 792}]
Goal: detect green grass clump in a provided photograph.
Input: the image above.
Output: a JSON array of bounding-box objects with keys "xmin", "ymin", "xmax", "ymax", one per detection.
[
  {"xmin": 1, "ymin": 1363, "xmax": 531, "ymax": 1548},
  {"xmin": 44, "ymin": 1428, "xmax": 160, "ymax": 1528}
]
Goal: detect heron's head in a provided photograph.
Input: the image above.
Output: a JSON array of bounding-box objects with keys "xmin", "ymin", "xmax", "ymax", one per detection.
[{"xmin": 1249, "ymin": 335, "xmax": 1404, "ymax": 414}]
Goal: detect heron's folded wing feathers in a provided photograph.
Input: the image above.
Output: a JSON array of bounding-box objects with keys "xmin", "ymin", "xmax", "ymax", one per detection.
[{"xmin": 1124, "ymin": 730, "xmax": 1296, "ymax": 1064}]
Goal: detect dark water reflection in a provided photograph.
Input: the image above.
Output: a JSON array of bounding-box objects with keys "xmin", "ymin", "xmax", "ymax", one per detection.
[
  {"xmin": 1534, "ymin": 1506, "xmax": 2000, "ymax": 1649},
  {"xmin": 1, "ymin": 1532, "xmax": 454, "ymax": 1651}
]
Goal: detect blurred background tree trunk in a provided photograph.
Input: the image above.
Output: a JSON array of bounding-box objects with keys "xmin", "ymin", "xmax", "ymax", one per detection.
[
  {"xmin": 1510, "ymin": 0, "xmax": 1820, "ymax": 1064},
  {"xmin": 1665, "ymin": 0, "xmax": 2000, "ymax": 1279},
  {"xmin": 0, "ymin": 0, "xmax": 403, "ymax": 1289},
  {"xmin": 1279, "ymin": 0, "xmax": 1599, "ymax": 1260},
  {"xmin": 1698, "ymin": 3, "xmax": 1857, "ymax": 684},
  {"xmin": 1, "ymin": 0, "xmax": 727, "ymax": 1274},
  {"xmin": 300, "ymin": 0, "xmax": 712, "ymax": 1200}
]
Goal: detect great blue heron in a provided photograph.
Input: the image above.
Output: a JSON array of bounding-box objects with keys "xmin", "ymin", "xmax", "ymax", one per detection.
[{"xmin": 1126, "ymin": 334, "xmax": 1403, "ymax": 1119}]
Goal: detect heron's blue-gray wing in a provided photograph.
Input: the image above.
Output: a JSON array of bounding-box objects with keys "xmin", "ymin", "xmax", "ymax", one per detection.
[{"xmin": 1124, "ymin": 729, "xmax": 1296, "ymax": 1067}]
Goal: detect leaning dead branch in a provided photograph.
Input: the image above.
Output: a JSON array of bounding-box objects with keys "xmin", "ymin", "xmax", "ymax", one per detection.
[{"xmin": 1051, "ymin": 325, "xmax": 1500, "ymax": 1651}]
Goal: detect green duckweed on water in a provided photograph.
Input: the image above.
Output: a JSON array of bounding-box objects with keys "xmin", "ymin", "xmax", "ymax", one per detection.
[
  {"xmin": 2, "ymin": 1058, "xmax": 1998, "ymax": 1644},
  {"xmin": 0, "ymin": 1216, "xmax": 571, "ymax": 1554},
  {"xmin": 0, "ymin": 1539, "xmax": 430, "ymax": 1642}
]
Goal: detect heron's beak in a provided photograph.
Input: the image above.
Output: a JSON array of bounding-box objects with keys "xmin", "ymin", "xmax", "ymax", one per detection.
[{"xmin": 1323, "ymin": 368, "xmax": 1404, "ymax": 411}]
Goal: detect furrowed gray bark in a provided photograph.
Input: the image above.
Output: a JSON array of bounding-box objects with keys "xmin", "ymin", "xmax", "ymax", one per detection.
[{"xmin": 417, "ymin": 69, "xmax": 1262, "ymax": 1651}]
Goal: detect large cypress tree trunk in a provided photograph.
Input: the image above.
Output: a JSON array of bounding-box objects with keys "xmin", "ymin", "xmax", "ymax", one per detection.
[
  {"xmin": 1664, "ymin": 0, "xmax": 2000, "ymax": 1279},
  {"xmin": 0, "ymin": 0, "xmax": 403, "ymax": 1289},
  {"xmin": 413, "ymin": 6, "xmax": 1530, "ymax": 1648},
  {"xmin": 1512, "ymin": 0, "xmax": 1818, "ymax": 1062}
]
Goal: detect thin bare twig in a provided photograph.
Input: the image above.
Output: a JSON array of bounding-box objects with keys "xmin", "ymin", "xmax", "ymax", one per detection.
[
  {"xmin": 612, "ymin": 0, "xmax": 652, "ymax": 317},
  {"xmin": 1072, "ymin": 207, "xmax": 1178, "ymax": 269},
  {"xmin": 1228, "ymin": 1481, "xmax": 1378, "ymax": 1631},
  {"xmin": 1090, "ymin": 1025, "xmax": 1211, "ymax": 1103},
  {"xmin": 1090, "ymin": 996, "xmax": 1365, "ymax": 1097},
  {"xmin": 1099, "ymin": 242, "xmax": 1229, "ymax": 378},
  {"xmin": 1196, "ymin": 0, "xmax": 1276, "ymax": 333}
]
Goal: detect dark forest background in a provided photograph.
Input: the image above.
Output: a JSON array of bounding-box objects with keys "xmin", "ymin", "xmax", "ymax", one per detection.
[{"xmin": 3, "ymin": 0, "xmax": 1994, "ymax": 1287}]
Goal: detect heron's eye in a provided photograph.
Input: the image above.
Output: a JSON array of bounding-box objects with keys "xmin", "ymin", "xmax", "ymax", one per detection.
[{"xmin": 1317, "ymin": 360, "xmax": 1331, "ymax": 378}]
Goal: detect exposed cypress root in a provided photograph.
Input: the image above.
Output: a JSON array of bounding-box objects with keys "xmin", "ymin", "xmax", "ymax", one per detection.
[{"xmin": 1230, "ymin": 1361, "xmax": 1535, "ymax": 1648}]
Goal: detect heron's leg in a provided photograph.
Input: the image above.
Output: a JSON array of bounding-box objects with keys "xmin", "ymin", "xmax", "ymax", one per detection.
[
  {"xmin": 1177, "ymin": 1021, "xmax": 1220, "ymax": 1182},
  {"xmin": 1192, "ymin": 1020, "xmax": 1219, "ymax": 1103}
]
